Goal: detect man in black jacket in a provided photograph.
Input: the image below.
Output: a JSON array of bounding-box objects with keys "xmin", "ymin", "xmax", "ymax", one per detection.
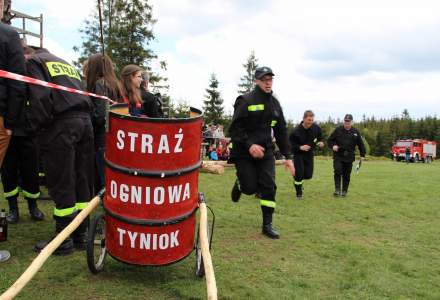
[
  {"xmin": 26, "ymin": 48, "xmax": 94, "ymax": 255},
  {"xmin": 1, "ymin": 45, "xmax": 44, "ymax": 224},
  {"xmin": 327, "ymin": 114, "xmax": 366, "ymax": 197},
  {"xmin": 229, "ymin": 66, "xmax": 295, "ymax": 239},
  {"xmin": 0, "ymin": 16, "xmax": 26, "ymax": 166},
  {"xmin": 289, "ymin": 110, "xmax": 324, "ymax": 199}
]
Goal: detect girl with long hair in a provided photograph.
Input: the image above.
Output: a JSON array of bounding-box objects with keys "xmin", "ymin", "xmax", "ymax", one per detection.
[
  {"xmin": 120, "ymin": 64, "xmax": 144, "ymax": 117},
  {"xmin": 120, "ymin": 64, "xmax": 163, "ymax": 118},
  {"xmin": 86, "ymin": 53, "xmax": 123, "ymax": 191}
]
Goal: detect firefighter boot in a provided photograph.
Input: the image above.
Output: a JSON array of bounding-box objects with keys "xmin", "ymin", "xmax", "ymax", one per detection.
[
  {"xmin": 6, "ymin": 197, "xmax": 19, "ymax": 224},
  {"xmin": 261, "ymin": 206, "xmax": 280, "ymax": 239},
  {"xmin": 341, "ymin": 180, "xmax": 350, "ymax": 197},
  {"xmin": 34, "ymin": 214, "xmax": 75, "ymax": 255},
  {"xmin": 27, "ymin": 198, "xmax": 45, "ymax": 221},
  {"xmin": 294, "ymin": 183, "xmax": 303, "ymax": 200},
  {"xmin": 231, "ymin": 180, "xmax": 241, "ymax": 202},
  {"xmin": 73, "ymin": 216, "xmax": 89, "ymax": 250},
  {"xmin": 333, "ymin": 174, "xmax": 341, "ymax": 197}
]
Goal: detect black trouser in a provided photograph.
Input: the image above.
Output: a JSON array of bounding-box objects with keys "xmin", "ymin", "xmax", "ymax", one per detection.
[
  {"xmin": 39, "ymin": 115, "xmax": 94, "ymax": 225},
  {"xmin": 234, "ymin": 156, "xmax": 276, "ymax": 224},
  {"xmin": 1, "ymin": 136, "xmax": 40, "ymax": 202},
  {"xmin": 333, "ymin": 158, "xmax": 353, "ymax": 192},
  {"xmin": 293, "ymin": 153, "xmax": 314, "ymax": 192}
]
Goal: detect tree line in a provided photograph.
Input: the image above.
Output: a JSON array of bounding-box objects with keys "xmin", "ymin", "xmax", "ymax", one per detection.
[{"xmin": 202, "ymin": 53, "xmax": 440, "ymax": 157}]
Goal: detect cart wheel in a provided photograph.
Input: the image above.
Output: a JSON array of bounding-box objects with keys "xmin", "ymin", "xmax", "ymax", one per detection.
[
  {"xmin": 87, "ymin": 213, "xmax": 107, "ymax": 274},
  {"xmin": 195, "ymin": 221, "xmax": 211, "ymax": 278}
]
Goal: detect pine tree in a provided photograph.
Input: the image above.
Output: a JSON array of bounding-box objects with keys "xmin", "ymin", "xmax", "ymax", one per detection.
[
  {"xmin": 203, "ymin": 73, "xmax": 224, "ymax": 125},
  {"xmin": 237, "ymin": 51, "xmax": 258, "ymax": 94},
  {"xmin": 374, "ymin": 131, "xmax": 388, "ymax": 156},
  {"xmin": 73, "ymin": 0, "xmax": 157, "ymax": 74}
]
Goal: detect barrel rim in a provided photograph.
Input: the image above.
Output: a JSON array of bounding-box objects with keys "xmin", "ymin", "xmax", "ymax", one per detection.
[
  {"xmin": 105, "ymin": 158, "xmax": 202, "ymax": 178},
  {"xmin": 103, "ymin": 202, "xmax": 198, "ymax": 226},
  {"xmin": 109, "ymin": 103, "xmax": 203, "ymax": 123}
]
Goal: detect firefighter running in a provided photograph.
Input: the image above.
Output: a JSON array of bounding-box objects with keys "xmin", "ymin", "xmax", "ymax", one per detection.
[
  {"xmin": 327, "ymin": 114, "xmax": 366, "ymax": 197},
  {"xmin": 25, "ymin": 48, "xmax": 94, "ymax": 255},
  {"xmin": 289, "ymin": 110, "xmax": 324, "ymax": 199},
  {"xmin": 229, "ymin": 66, "xmax": 295, "ymax": 239}
]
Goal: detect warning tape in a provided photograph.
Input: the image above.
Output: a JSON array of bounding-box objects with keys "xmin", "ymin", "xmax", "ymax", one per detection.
[{"xmin": 0, "ymin": 69, "xmax": 117, "ymax": 104}]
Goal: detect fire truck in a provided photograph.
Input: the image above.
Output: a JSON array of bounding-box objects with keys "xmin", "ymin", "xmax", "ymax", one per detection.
[{"xmin": 391, "ymin": 139, "xmax": 437, "ymax": 163}]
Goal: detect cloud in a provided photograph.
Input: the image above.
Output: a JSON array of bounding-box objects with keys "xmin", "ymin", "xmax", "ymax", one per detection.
[{"xmin": 150, "ymin": 0, "xmax": 440, "ymax": 120}]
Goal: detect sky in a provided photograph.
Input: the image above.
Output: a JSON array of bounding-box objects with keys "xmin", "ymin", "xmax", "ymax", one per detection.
[{"xmin": 11, "ymin": 0, "xmax": 440, "ymax": 122}]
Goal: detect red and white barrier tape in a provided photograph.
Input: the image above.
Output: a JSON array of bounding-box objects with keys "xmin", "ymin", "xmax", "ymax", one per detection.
[{"xmin": 0, "ymin": 69, "xmax": 117, "ymax": 104}]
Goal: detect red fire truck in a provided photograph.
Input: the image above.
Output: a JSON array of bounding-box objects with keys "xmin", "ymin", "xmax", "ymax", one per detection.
[{"xmin": 391, "ymin": 139, "xmax": 437, "ymax": 163}]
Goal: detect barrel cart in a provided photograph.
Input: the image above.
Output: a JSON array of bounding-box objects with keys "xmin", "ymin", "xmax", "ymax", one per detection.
[{"xmin": 86, "ymin": 104, "xmax": 215, "ymax": 278}]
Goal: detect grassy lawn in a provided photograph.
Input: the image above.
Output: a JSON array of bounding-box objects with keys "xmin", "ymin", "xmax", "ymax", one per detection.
[{"xmin": 1, "ymin": 159, "xmax": 440, "ymax": 299}]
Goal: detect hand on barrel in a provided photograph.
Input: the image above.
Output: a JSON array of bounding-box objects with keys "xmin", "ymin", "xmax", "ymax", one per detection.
[
  {"xmin": 249, "ymin": 144, "xmax": 265, "ymax": 159},
  {"xmin": 284, "ymin": 159, "xmax": 295, "ymax": 176}
]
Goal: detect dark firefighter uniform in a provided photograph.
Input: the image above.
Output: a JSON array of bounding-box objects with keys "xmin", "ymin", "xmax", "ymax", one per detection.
[
  {"xmin": 327, "ymin": 115, "xmax": 366, "ymax": 197},
  {"xmin": 25, "ymin": 49, "xmax": 94, "ymax": 254},
  {"xmin": 289, "ymin": 122, "xmax": 323, "ymax": 198},
  {"xmin": 1, "ymin": 122, "xmax": 44, "ymax": 223},
  {"xmin": 229, "ymin": 68, "xmax": 292, "ymax": 239}
]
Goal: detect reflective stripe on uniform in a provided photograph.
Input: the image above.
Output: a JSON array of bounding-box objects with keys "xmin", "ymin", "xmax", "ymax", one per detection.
[
  {"xmin": 53, "ymin": 206, "xmax": 76, "ymax": 217},
  {"xmin": 46, "ymin": 61, "xmax": 81, "ymax": 80},
  {"xmin": 228, "ymin": 143, "xmax": 233, "ymax": 149},
  {"xmin": 248, "ymin": 104, "xmax": 265, "ymax": 112},
  {"xmin": 271, "ymin": 120, "xmax": 277, "ymax": 127},
  {"xmin": 4, "ymin": 187, "xmax": 19, "ymax": 198},
  {"xmin": 75, "ymin": 202, "xmax": 88, "ymax": 210},
  {"xmin": 260, "ymin": 200, "xmax": 276, "ymax": 208},
  {"xmin": 22, "ymin": 190, "xmax": 41, "ymax": 199},
  {"xmin": 38, "ymin": 172, "xmax": 45, "ymax": 177},
  {"xmin": 294, "ymin": 180, "xmax": 303, "ymax": 185}
]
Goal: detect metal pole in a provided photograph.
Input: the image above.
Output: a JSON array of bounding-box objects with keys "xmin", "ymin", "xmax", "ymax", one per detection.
[
  {"xmin": 39, "ymin": 14, "xmax": 43, "ymax": 48},
  {"xmin": 22, "ymin": 16, "xmax": 26, "ymax": 42}
]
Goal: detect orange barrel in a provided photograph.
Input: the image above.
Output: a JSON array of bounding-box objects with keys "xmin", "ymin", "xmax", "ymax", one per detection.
[{"xmin": 104, "ymin": 104, "xmax": 203, "ymax": 265}]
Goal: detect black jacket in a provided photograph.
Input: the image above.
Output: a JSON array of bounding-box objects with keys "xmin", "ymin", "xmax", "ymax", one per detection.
[
  {"xmin": 229, "ymin": 85, "xmax": 291, "ymax": 160},
  {"xmin": 91, "ymin": 79, "xmax": 119, "ymax": 148},
  {"xmin": 25, "ymin": 49, "xmax": 93, "ymax": 132},
  {"xmin": 289, "ymin": 122, "xmax": 323, "ymax": 156},
  {"xmin": 327, "ymin": 125, "xmax": 366, "ymax": 162},
  {"xmin": 141, "ymin": 89, "xmax": 163, "ymax": 118},
  {"xmin": 0, "ymin": 23, "xmax": 26, "ymax": 130}
]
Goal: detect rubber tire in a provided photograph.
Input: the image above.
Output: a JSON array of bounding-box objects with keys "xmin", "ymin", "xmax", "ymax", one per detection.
[{"xmin": 87, "ymin": 213, "xmax": 107, "ymax": 274}]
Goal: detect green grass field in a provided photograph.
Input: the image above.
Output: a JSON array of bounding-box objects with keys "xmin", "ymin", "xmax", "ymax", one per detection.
[{"xmin": 1, "ymin": 159, "xmax": 440, "ymax": 299}]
